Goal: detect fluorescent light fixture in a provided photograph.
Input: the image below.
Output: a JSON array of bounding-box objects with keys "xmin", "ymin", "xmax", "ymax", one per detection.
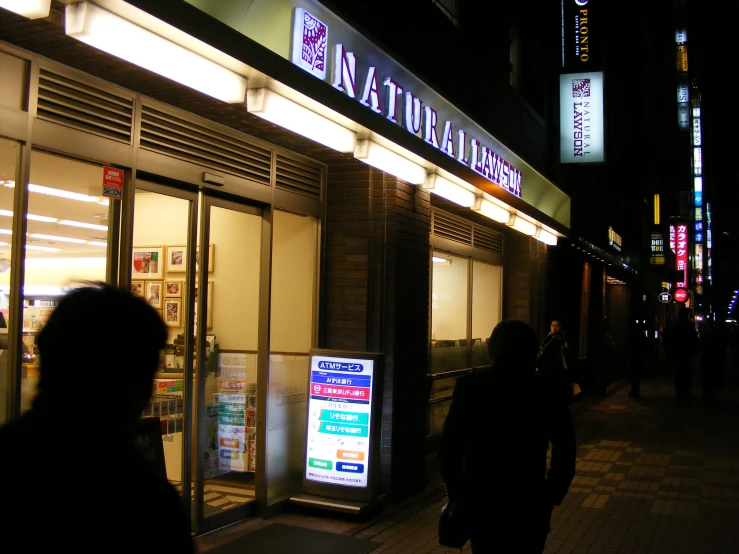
[
  {"xmin": 432, "ymin": 256, "xmax": 451, "ymax": 265},
  {"xmin": 247, "ymin": 88, "xmax": 356, "ymax": 152},
  {"xmin": 423, "ymin": 174, "xmax": 476, "ymax": 207},
  {"xmin": 65, "ymin": 2, "xmax": 247, "ymax": 103},
  {"xmin": 472, "ymin": 197, "xmax": 510, "ymax": 224},
  {"xmin": 26, "ymin": 245, "xmax": 61, "ymax": 252},
  {"xmin": 87, "ymin": 241, "xmax": 108, "ymax": 247},
  {"xmin": 58, "ymin": 220, "xmax": 108, "ymax": 231},
  {"xmin": 535, "ymin": 228, "xmax": 558, "ymax": 246},
  {"xmin": 5, "ymin": 181, "xmax": 109, "ymax": 205},
  {"xmin": 0, "ymin": 0, "xmax": 50, "ymax": 19},
  {"xmin": 354, "ymin": 140, "xmax": 426, "ymax": 185},
  {"xmin": 29, "ymin": 233, "xmax": 87, "ymax": 244},
  {"xmin": 507, "ymin": 215, "xmax": 536, "ymax": 236}
]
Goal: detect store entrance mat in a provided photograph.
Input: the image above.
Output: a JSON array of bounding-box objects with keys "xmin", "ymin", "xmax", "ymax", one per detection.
[{"xmin": 208, "ymin": 523, "xmax": 379, "ymax": 554}]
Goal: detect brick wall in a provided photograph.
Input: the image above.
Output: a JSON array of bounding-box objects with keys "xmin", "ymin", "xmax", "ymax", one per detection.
[
  {"xmin": 323, "ymin": 162, "xmax": 431, "ymax": 499},
  {"xmin": 502, "ymin": 230, "xmax": 550, "ymax": 334}
]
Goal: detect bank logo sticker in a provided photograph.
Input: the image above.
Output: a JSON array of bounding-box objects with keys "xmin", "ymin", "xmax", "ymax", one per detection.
[
  {"xmin": 291, "ymin": 8, "xmax": 328, "ymax": 79},
  {"xmin": 572, "ymin": 78, "xmax": 591, "ymax": 98}
]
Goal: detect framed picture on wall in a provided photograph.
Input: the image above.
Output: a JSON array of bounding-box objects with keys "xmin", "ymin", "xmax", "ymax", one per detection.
[
  {"xmin": 164, "ymin": 280, "xmax": 183, "ymax": 298},
  {"xmin": 166, "ymin": 245, "xmax": 187, "ymax": 273},
  {"xmin": 195, "ymin": 244, "xmax": 215, "ymax": 273},
  {"xmin": 131, "ymin": 280, "xmax": 144, "ymax": 297},
  {"xmin": 145, "ymin": 280, "xmax": 163, "ymax": 310},
  {"xmin": 132, "ymin": 247, "xmax": 163, "ymax": 280},
  {"xmin": 164, "ymin": 298, "xmax": 182, "ymax": 327}
]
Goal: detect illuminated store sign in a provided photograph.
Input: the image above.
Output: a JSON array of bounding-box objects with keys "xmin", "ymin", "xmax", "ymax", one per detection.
[
  {"xmin": 693, "ymin": 147, "xmax": 702, "ymax": 175},
  {"xmin": 561, "ymin": 0, "xmax": 598, "ymax": 69},
  {"xmin": 693, "ymin": 118, "xmax": 701, "ymax": 146},
  {"xmin": 677, "ymin": 82, "xmax": 689, "ymax": 103},
  {"xmin": 559, "ymin": 71, "xmax": 604, "ymax": 163},
  {"xmin": 677, "ymin": 45, "xmax": 688, "ymax": 72},
  {"xmin": 608, "ymin": 226, "xmax": 622, "ymax": 251},
  {"xmin": 676, "ymin": 29, "xmax": 687, "ymax": 45},
  {"xmin": 669, "ymin": 224, "xmax": 676, "ymax": 253},
  {"xmin": 650, "ymin": 232, "xmax": 665, "ymax": 265},
  {"xmin": 290, "ymin": 9, "xmax": 522, "ymax": 197},
  {"xmin": 678, "ymin": 103, "xmax": 689, "ymax": 129},
  {"xmin": 676, "ymin": 223, "xmax": 688, "ymax": 288},
  {"xmin": 305, "ymin": 354, "xmax": 375, "ymax": 488}
]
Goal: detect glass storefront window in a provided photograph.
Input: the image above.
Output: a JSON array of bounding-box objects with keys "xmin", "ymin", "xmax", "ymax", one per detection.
[
  {"xmin": 471, "ymin": 260, "xmax": 502, "ymax": 367},
  {"xmin": 431, "ymin": 251, "xmax": 469, "ymax": 373},
  {"xmin": 267, "ymin": 209, "xmax": 317, "ymax": 504},
  {"xmin": 17, "ymin": 151, "xmax": 111, "ymax": 414},
  {"xmin": 0, "ymin": 138, "xmax": 19, "ymax": 423}
]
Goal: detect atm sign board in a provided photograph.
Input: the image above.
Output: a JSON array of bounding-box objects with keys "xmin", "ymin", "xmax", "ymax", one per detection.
[{"xmin": 305, "ymin": 355, "xmax": 375, "ymax": 488}]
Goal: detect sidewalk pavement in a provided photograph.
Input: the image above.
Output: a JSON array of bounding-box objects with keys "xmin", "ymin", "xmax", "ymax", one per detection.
[{"xmin": 197, "ymin": 362, "xmax": 739, "ymax": 553}]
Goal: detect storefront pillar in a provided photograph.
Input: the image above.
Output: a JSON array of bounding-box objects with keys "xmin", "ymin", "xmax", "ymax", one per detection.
[{"xmin": 322, "ymin": 162, "xmax": 431, "ymax": 499}]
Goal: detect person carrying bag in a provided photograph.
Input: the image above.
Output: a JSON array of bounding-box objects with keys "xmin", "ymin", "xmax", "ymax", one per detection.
[{"xmin": 439, "ymin": 320, "xmax": 576, "ymax": 553}]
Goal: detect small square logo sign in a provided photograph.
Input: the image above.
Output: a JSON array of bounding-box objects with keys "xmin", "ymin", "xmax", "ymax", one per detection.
[
  {"xmin": 291, "ymin": 8, "xmax": 328, "ymax": 79},
  {"xmin": 102, "ymin": 165, "xmax": 123, "ymax": 199},
  {"xmin": 572, "ymin": 78, "xmax": 591, "ymax": 98}
]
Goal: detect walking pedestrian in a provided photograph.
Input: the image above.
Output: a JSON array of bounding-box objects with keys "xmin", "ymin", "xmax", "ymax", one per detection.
[
  {"xmin": 537, "ymin": 319, "xmax": 576, "ymax": 404},
  {"xmin": 0, "ymin": 283, "xmax": 194, "ymax": 553},
  {"xmin": 440, "ymin": 320, "xmax": 576, "ymax": 553},
  {"xmin": 663, "ymin": 309, "xmax": 698, "ymax": 402},
  {"xmin": 627, "ymin": 321, "xmax": 649, "ymax": 398}
]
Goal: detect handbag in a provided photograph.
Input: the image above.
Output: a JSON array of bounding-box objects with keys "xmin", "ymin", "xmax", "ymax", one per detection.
[{"xmin": 438, "ymin": 498, "xmax": 469, "ymax": 549}]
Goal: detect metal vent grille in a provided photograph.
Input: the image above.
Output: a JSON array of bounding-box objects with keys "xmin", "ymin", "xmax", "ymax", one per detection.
[
  {"xmin": 275, "ymin": 155, "xmax": 321, "ymax": 199},
  {"xmin": 140, "ymin": 105, "xmax": 271, "ymax": 185},
  {"xmin": 432, "ymin": 211, "xmax": 473, "ymax": 246},
  {"xmin": 36, "ymin": 68, "xmax": 133, "ymax": 143},
  {"xmin": 473, "ymin": 226, "xmax": 503, "ymax": 254}
]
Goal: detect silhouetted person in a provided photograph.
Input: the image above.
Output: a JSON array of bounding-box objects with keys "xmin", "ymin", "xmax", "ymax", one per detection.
[
  {"xmin": 663, "ymin": 309, "xmax": 698, "ymax": 401},
  {"xmin": 627, "ymin": 321, "xmax": 649, "ymax": 398},
  {"xmin": 0, "ymin": 283, "xmax": 193, "ymax": 553},
  {"xmin": 537, "ymin": 319, "xmax": 575, "ymax": 404},
  {"xmin": 440, "ymin": 320, "xmax": 576, "ymax": 553}
]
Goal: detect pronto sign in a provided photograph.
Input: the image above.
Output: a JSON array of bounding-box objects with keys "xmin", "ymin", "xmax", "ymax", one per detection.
[{"xmin": 290, "ymin": 8, "xmax": 522, "ymax": 197}]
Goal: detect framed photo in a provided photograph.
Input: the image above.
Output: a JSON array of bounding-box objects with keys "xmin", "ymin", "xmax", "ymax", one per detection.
[
  {"xmin": 166, "ymin": 245, "xmax": 187, "ymax": 273},
  {"xmin": 164, "ymin": 280, "xmax": 183, "ymax": 298},
  {"xmin": 131, "ymin": 280, "xmax": 144, "ymax": 297},
  {"xmin": 132, "ymin": 247, "xmax": 163, "ymax": 279},
  {"xmin": 164, "ymin": 298, "xmax": 182, "ymax": 327},
  {"xmin": 196, "ymin": 244, "xmax": 215, "ymax": 273},
  {"xmin": 145, "ymin": 280, "xmax": 163, "ymax": 310}
]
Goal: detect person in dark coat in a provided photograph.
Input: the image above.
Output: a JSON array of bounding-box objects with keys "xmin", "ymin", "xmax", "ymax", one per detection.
[
  {"xmin": 440, "ymin": 319, "xmax": 577, "ymax": 553},
  {"xmin": 537, "ymin": 319, "xmax": 576, "ymax": 404},
  {"xmin": 0, "ymin": 283, "xmax": 194, "ymax": 553},
  {"xmin": 627, "ymin": 321, "xmax": 650, "ymax": 398},
  {"xmin": 663, "ymin": 309, "xmax": 698, "ymax": 401}
]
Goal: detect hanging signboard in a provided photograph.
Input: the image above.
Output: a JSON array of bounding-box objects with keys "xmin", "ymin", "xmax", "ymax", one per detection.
[
  {"xmin": 301, "ymin": 349, "xmax": 384, "ymax": 504},
  {"xmin": 559, "ymin": 71, "xmax": 605, "ymax": 163}
]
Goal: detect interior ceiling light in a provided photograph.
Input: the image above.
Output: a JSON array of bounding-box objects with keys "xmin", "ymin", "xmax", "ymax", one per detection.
[
  {"xmin": 432, "ymin": 256, "xmax": 451, "ymax": 265},
  {"xmin": 65, "ymin": 2, "xmax": 247, "ymax": 103},
  {"xmin": 0, "ymin": 209, "xmax": 107, "ymax": 230},
  {"xmin": 472, "ymin": 197, "xmax": 511, "ymax": 224},
  {"xmin": 535, "ymin": 228, "xmax": 558, "ymax": 246},
  {"xmin": 423, "ymin": 173, "xmax": 476, "ymax": 207},
  {"xmin": 247, "ymin": 88, "xmax": 356, "ymax": 152},
  {"xmin": 87, "ymin": 241, "xmax": 108, "ymax": 247},
  {"xmin": 29, "ymin": 233, "xmax": 88, "ymax": 244},
  {"xmin": 4, "ymin": 181, "xmax": 109, "ymax": 206},
  {"xmin": 26, "ymin": 245, "xmax": 61, "ymax": 252},
  {"xmin": 354, "ymin": 140, "xmax": 426, "ymax": 185},
  {"xmin": 507, "ymin": 215, "xmax": 537, "ymax": 236},
  {"xmin": 0, "ymin": 0, "xmax": 51, "ymax": 19}
]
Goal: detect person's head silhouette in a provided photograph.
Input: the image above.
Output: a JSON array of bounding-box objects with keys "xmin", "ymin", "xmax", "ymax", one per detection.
[
  {"xmin": 487, "ymin": 319, "xmax": 539, "ymax": 371},
  {"xmin": 35, "ymin": 282, "xmax": 167, "ymax": 432}
]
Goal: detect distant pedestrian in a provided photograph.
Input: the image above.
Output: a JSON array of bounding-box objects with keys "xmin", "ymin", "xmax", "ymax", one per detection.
[
  {"xmin": 0, "ymin": 283, "xmax": 194, "ymax": 553},
  {"xmin": 440, "ymin": 320, "xmax": 576, "ymax": 553},
  {"xmin": 537, "ymin": 319, "xmax": 576, "ymax": 404},
  {"xmin": 627, "ymin": 321, "xmax": 650, "ymax": 398},
  {"xmin": 663, "ymin": 309, "xmax": 698, "ymax": 401}
]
